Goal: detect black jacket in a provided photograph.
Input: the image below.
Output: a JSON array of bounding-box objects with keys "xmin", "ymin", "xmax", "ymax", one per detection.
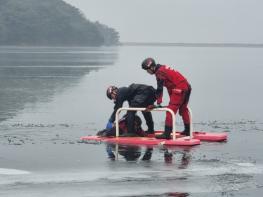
[{"xmin": 109, "ymin": 84, "xmax": 156, "ymax": 122}]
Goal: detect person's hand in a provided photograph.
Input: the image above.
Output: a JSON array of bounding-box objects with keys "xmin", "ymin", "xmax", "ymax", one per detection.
[
  {"xmin": 106, "ymin": 121, "xmax": 113, "ymax": 129},
  {"xmin": 145, "ymin": 105, "xmax": 156, "ymax": 112}
]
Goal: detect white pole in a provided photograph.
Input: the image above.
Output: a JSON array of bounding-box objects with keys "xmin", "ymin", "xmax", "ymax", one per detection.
[
  {"xmin": 188, "ymin": 107, "xmax": 193, "ymax": 139},
  {"xmin": 115, "ymin": 107, "xmax": 177, "ymax": 140}
]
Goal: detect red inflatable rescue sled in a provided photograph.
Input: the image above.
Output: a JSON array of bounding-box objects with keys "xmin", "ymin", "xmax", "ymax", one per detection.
[
  {"xmin": 80, "ymin": 135, "xmax": 200, "ymax": 146},
  {"xmin": 81, "ymin": 107, "xmax": 227, "ymax": 147}
]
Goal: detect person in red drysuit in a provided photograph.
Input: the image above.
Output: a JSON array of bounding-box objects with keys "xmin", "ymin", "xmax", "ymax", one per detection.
[{"xmin": 141, "ymin": 57, "xmax": 192, "ymax": 139}]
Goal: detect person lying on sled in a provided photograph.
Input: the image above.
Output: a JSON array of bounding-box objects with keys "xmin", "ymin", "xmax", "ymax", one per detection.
[
  {"xmin": 106, "ymin": 84, "xmax": 156, "ymax": 137},
  {"xmin": 97, "ymin": 114, "xmax": 145, "ymax": 137}
]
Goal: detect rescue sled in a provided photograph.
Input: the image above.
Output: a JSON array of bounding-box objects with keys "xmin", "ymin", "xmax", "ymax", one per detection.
[
  {"xmin": 80, "ymin": 135, "xmax": 200, "ymax": 146},
  {"xmin": 81, "ymin": 107, "xmax": 201, "ymax": 146}
]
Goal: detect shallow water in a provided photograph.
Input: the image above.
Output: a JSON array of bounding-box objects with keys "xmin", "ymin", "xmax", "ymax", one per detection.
[{"xmin": 0, "ymin": 46, "xmax": 263, "ymax": 196}]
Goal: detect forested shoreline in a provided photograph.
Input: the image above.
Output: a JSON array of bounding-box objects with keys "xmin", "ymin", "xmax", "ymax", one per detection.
[{"xmin": 0, "ymin": 0, "xmax": 119, "ymax": 46}]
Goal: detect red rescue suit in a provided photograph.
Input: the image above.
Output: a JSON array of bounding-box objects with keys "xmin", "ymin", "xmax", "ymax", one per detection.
[{"xmin": 155, "ymin": 65, "xmax": 191, "ymax": 127}]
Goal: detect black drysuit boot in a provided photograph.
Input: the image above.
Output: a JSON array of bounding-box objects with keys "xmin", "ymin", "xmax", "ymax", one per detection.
[
  {"xmin": 142, "ymin": 111, "xmax": 154, "ymax": 134},
  {"xmin": 142, "ymin": 112, "xmax": 154, "ymax": 134},
  {"xmin": 181, "ymin": 123, "xmax": 190, "ymax": 136},
  {"xmin": 155, "ymin": 125, "xmax": 172, "ymax": 139}
]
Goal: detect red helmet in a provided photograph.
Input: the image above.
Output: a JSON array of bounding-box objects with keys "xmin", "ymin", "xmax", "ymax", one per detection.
[
  {"xmin": 106, "ymin": 86, "xmax": 118, "ymax": 100},
  {"xmin": 141, "ymin": 57, "xmax": 156, "ymax": 70}
]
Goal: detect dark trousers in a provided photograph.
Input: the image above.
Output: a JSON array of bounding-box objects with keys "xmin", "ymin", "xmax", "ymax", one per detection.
[{"xmin": 127, "ymin": 87, "xmax": 156, "ymax": 134}]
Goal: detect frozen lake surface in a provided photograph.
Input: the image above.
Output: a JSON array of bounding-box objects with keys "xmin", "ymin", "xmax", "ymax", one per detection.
[{"xmin": 0, "ymin": 46, "xmax": 263, "ymax": 196}]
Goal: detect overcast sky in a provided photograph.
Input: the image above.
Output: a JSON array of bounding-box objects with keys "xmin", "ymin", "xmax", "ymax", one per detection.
[{"xmin": 64, "ymin": 0, "xmax": 263, "ymax": 43}]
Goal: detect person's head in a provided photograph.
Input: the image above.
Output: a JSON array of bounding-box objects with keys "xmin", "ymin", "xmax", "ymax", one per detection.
[
  {"xmin": 141, "ymin": 57, "xmax": 157, "ymax": 74},
  {"xmin": 106, "ymin": 86, "xmax": 118, "ymax": 101}
]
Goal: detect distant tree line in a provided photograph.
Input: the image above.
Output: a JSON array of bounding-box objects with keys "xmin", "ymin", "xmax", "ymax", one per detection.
[{"xmin": 0, "ymin": 0, "xmax": 119, "ymax": 46}]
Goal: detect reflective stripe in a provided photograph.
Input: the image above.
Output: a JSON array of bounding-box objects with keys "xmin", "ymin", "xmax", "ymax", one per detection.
[{"xmin": 172, "ymin": 88, "xmax": 183, "ymax": 94}]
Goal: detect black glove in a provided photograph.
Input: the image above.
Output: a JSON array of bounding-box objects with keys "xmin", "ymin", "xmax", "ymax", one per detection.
[{"xmin": 145, "ymin": 105, "xmax": 156, "ymax": 111}]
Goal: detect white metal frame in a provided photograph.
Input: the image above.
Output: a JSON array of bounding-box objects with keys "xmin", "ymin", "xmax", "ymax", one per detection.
[{"xmin": 115, "ymin": 107, "xmax": 193, "ymax": 140}]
